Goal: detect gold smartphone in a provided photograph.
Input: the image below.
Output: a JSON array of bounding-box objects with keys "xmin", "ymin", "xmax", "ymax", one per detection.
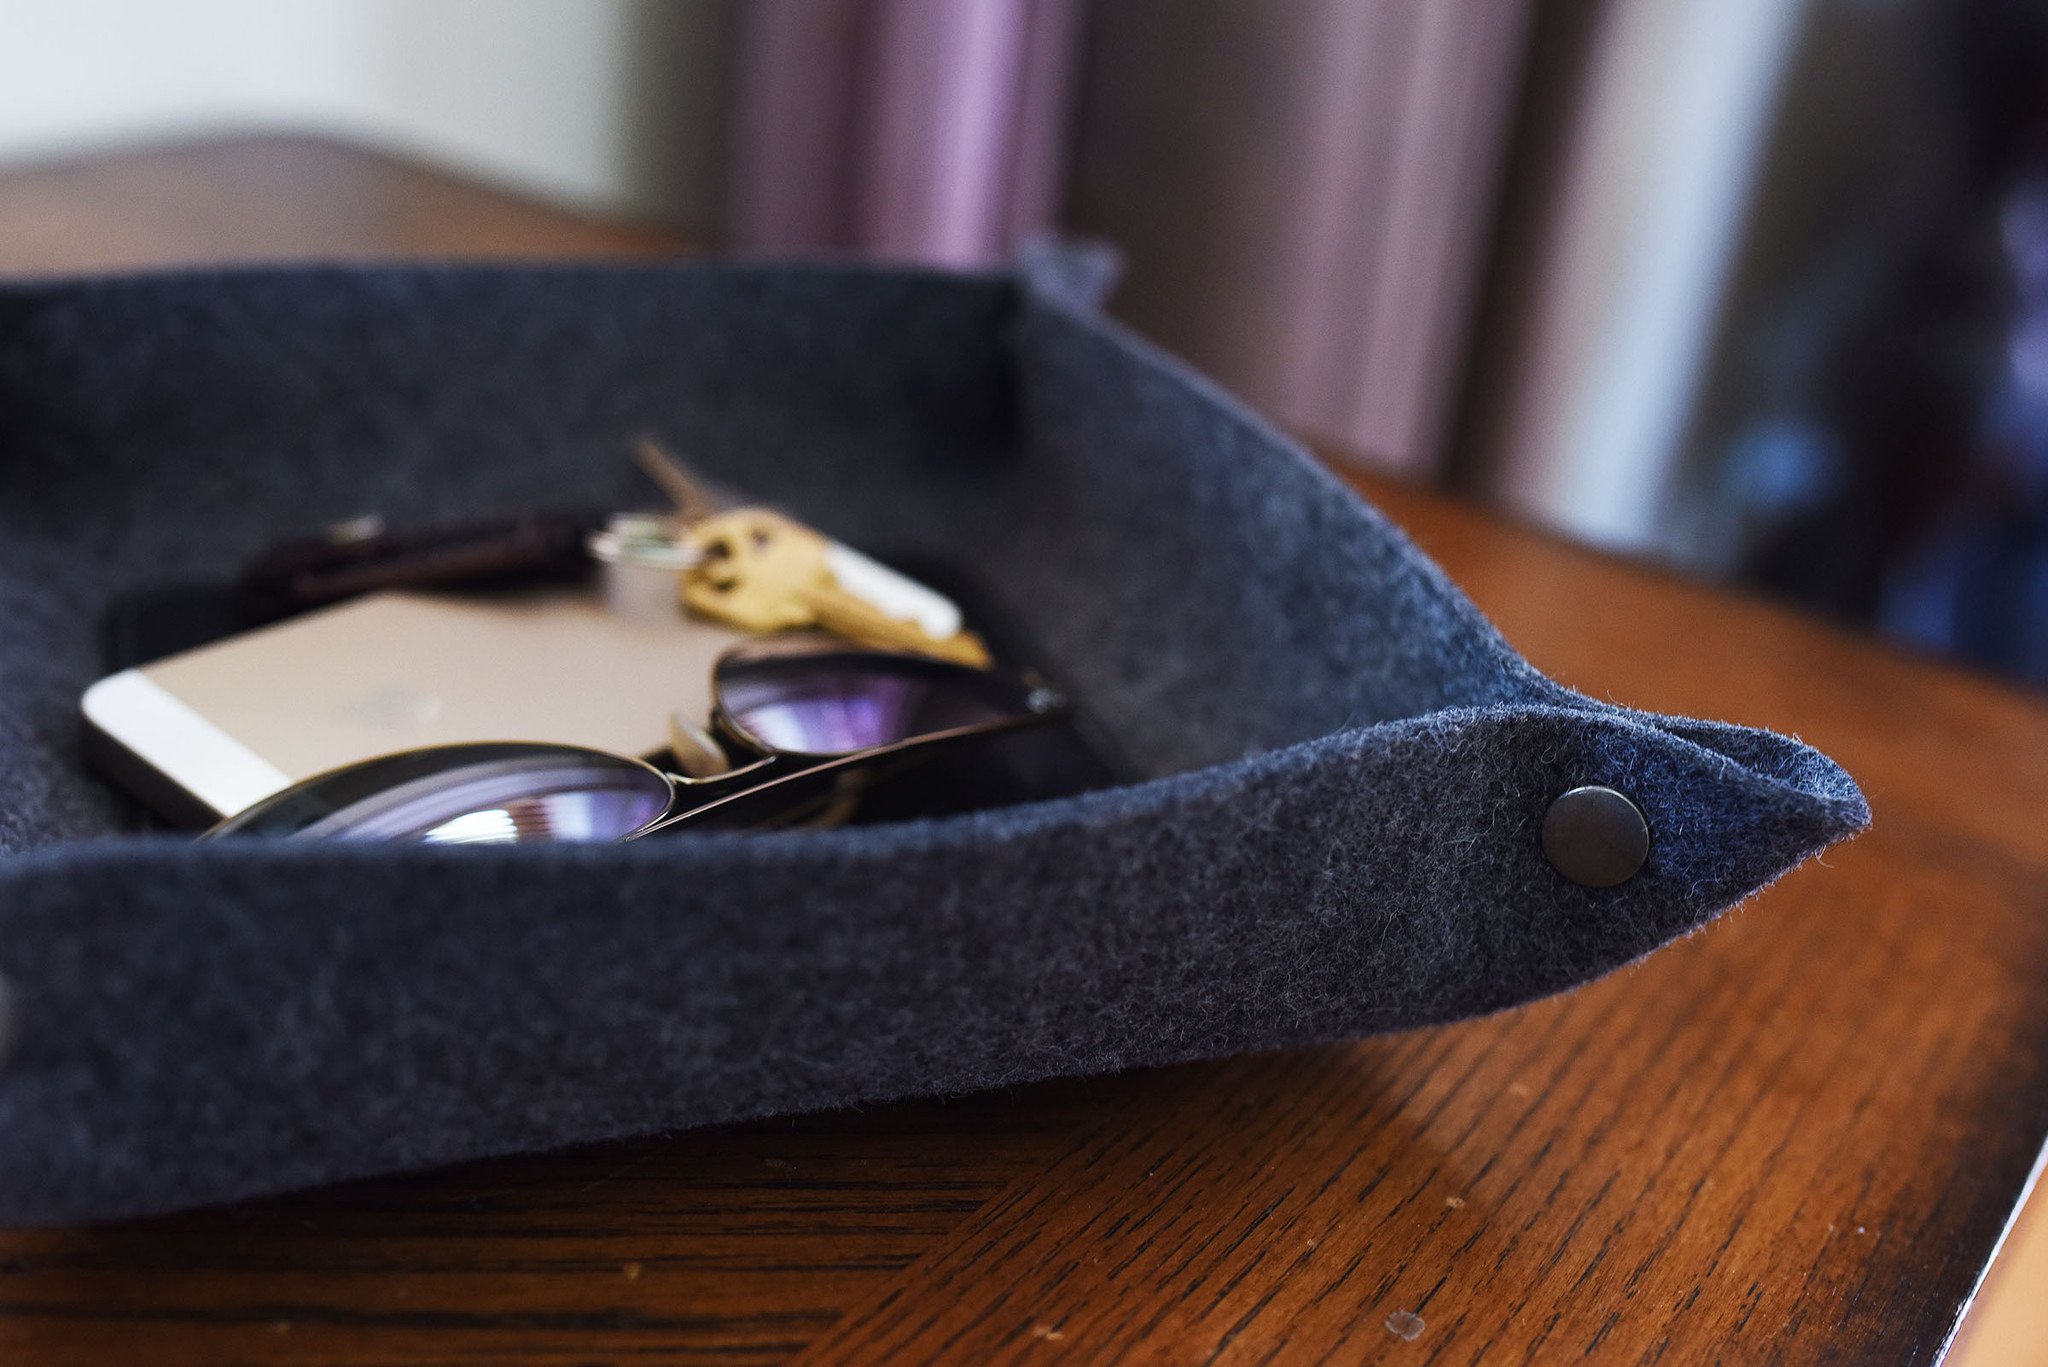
[{"xmin": 81, "ymin": 589, "xmax": 741, "ymax": 825}]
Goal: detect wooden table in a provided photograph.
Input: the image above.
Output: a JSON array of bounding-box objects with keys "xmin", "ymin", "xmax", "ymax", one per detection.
[{"xmin": 2, "ymin": 136, "xmax": 2044, "ymax": 1366}]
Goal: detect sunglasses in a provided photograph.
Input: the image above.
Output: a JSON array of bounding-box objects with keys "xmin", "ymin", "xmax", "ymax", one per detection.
[{"xmin": 206, "ymin": 636, "xmax": 1070, "ymax": 844}]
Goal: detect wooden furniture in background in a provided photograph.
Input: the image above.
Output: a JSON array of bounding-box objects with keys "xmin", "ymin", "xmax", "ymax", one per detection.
[
  {"xmin": 0, "ymin": 135, "xmax": 681, "ymax": 275},
  {"xmin": 0, "ymin": 136, "xmax": 2043, "ymax": 1365}
]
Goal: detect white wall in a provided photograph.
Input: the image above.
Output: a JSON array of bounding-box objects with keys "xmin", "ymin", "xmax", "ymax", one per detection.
[{"xmin": 0, "ymin": 0, "xmax": 735, "ymax": 229}]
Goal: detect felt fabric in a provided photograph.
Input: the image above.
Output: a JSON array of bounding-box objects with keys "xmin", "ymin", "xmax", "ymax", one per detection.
[{"xmin": 0, "ymin": 257, "xmax": 1867, "ymax": 1225}]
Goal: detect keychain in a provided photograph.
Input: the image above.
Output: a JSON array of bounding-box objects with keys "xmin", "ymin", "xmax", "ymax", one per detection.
[
  {"xmin": 630, "ymin": 441, "xmax": 993, "ymax": 667},
  {"xmin": 680, "ymin": 507, "xmax": 991, "ymax": 666}
]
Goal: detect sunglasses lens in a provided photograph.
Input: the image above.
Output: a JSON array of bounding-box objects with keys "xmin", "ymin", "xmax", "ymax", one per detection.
[
  {"xmin": 717, "ymin": 648, "xmax": 1060, "ymax": 757},
  {"xmin": 210, "ymin": 744, "xmax": 673, "ymax": 844}
]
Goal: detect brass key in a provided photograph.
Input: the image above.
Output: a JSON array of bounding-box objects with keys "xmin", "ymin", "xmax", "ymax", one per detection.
[{"xmin": 680, "ymin": 508, "xmax": 992, "ymax": 666}]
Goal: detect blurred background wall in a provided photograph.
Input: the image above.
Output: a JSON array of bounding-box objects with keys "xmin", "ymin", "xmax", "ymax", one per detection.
[
  {"xmin": 0, "ymin": 0, "xmax": 736, "ymax": 229},
  {"xmin": 4, "ymin": 0, "xmax": 2043, "ymax": 686}
]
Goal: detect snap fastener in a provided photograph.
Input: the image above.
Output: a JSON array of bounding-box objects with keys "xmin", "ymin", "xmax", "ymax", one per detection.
[{"xmin": 1542, "ymin": 786, "xmax": 1649, "ymax": 887}]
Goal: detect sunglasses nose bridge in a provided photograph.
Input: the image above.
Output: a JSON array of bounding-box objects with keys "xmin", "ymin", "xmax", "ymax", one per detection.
[
  {"xmin": 634, "ymin": 750, "xmax": 875, "ymax": 838},
  {"xmin": 667, "ymin": 750, "xmax": 780, "ymax": 794}
]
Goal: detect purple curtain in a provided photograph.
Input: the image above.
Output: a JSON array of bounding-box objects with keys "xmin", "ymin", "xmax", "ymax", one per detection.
[
  {"xmin": 730, "ymin": 0, "xmax": 1080, "ymax": 266},
  {"xmin": 1064, "ymin": 0, "xmax": 1535, "ymax": 476},
  {"xmin": 727, "ymin": 0, "xmax": 1532, "ymax": 479}
]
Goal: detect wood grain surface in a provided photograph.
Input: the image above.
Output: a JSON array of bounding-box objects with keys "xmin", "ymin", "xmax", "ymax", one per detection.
[{"xmin": 2, "ymin": 136, "xmax": 2045, "ymax": 1366}]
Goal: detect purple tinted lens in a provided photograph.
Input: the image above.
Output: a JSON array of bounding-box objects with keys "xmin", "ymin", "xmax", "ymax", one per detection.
[
  {"xmin": 717, "ymin": 652, "xmax": 1044, "ymax": 757},
  {"xmin": 724, "ymin": 673, "xmax": 925, "ymax": 754},
  {"xmin": 321, "ymin": 755, "xmax": 670, "ymax": 843},
  {"xmin": 216, "ymin": 746, "xmax": 674, "ymax": 843},
  {"xmin": 410, "ymin": 782, "xmax": 671, "ymax": 845}
]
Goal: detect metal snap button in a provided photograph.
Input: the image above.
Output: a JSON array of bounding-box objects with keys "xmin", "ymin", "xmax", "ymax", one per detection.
[{"xmin": 1542, "ymin": 786, "xmax": 1649, "ymax": 887}]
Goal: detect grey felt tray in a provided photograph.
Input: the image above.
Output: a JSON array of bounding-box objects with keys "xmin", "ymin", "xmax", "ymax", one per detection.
[{"xmin": 0, "ymin": 250, "xmax": 1867, "ymax": 1225}]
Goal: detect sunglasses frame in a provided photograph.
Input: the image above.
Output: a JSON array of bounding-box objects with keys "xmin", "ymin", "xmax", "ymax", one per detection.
[{"xmin": 205, "ymin": 636, "xmax": 1069, "ymax": 843}]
